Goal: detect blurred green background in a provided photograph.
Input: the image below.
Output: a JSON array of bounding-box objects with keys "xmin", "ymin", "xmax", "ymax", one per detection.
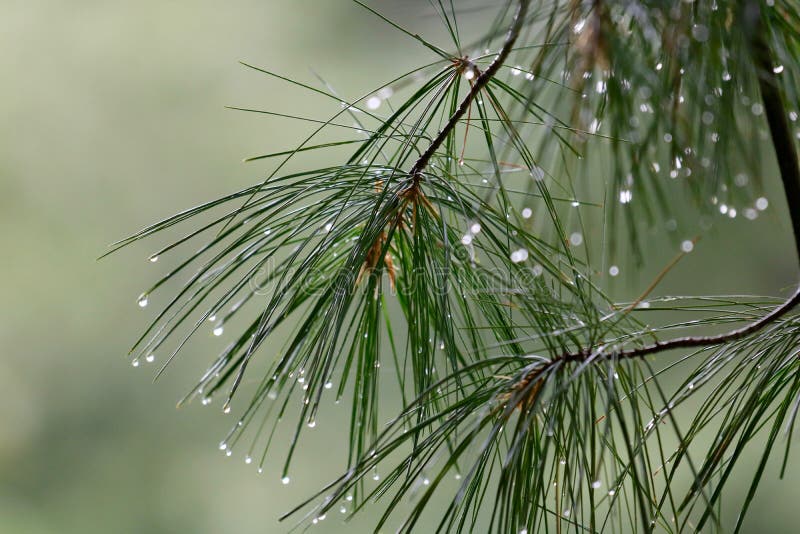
[{"xmin": 1, "ymin": 1, "xmax": 799, "ymax": 532}]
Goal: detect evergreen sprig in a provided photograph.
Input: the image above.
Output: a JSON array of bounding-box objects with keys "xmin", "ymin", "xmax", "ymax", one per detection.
[{"xmin": 108, "ymin": 1, "xmax": 800, "ymax": 531}]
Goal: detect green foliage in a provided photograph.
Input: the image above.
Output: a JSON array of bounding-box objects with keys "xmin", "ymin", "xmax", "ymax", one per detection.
[{"xmin": 109, "ymin": 1, "xmax": 800, "ymax": 531}]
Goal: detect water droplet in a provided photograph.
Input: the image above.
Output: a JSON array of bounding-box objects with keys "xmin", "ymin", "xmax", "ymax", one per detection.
[
  {"xmin": 225, "ymin": 449, "xmax": 232, "ymax": 457},
  {"xmin": 521, "ymin": 207, "xmax": 532, "ymax": 219},
  {"xmin": 532, "ymin": 264, "xmax": 543, "ymax": 277},
  {"xmin": 137, "ymin": 294, "xmax": 149, "ymax": 308},
  {"xmin": 245, "ymin": 455, "xmax": 252, "ymax": 464},
  {"xmin": 464, "ymin": 69, "xmax": 476, "ymax": 81},
  {"xmin": 213, "ymin": 326, "xmax": 224, "ymax": 337},
  {"xmin": 422, "ymin": 478, "xmax": 430, "ymax": 486},
  {"xmin": 223, "ymin": 404, "xmax": 231, "ymax": 414},
  {"xmin": 569, "ymin": 233, "xmax": 583, "ymax": 246},
  {"xmin": 692, "ymin": 24, "xmax": 709, "ymax": 42},
  {"xmin": 281, "ymin": 476, "xmax": 290, "ymax": 485},
  {"xmin": 461, "ymin": 234, "xmax": 473, "ymax": 246},
  {"xmin": 131, "ymin": 358, "xmax": 140, "ymax": 368},
  {"xmin": 470, "ymin": 223, "xmax": 481, "ymax": 235},
  {"xmin": 510, "ymin": 249, "xmax": 529, "ymax": 263},
  {"xmin": 324, "ymin": 381, "xmax": 333, "ymax": 389},
  {"xmin": 218, "ymin": 441, "xmax": 227, "ymax": 450},
  {"xmin": 366, "ymin": 96, "xmax": 381, "ymax": 110},
  {"xmin": 339, "ymin": 506, "xmax": 347, "ymax": 514},
  {"xmin": 510, "ymin": 66, "xmax": 521, "ymax": 76},
  {"xmin": 609, "ymin": 265, "xmax": 620, "ymax": 277},
  {"xmin": 619, "ymin": 190, "xmax": 633, "ymax": 204},
  {"xmin": 608, "ymin": 489, "xmax": 616, "ymax": 496},
  {"xmin": 688, "ymin": 382, "xmax": 694, "ymax": 390},
  {"xmin": 201, "ymin": 397, "xmax": 212, "ymax": 406},
  {"xmin": 208, "ymin": 315, "xmax": 216, "ymax": 322},
  {"xmin": 756, "ymin": 197, "xmax": 769, "ymax": 211},
  {"xmin": 149, "ymin": 255, "xmax": 159, "ymax": 263},
  {"xmin": 681, "ymin": 240, "xmax": 694, "ymax": 253},
  {"xmin": 145, "ymin": 353, "xmax": 155, "ymax": 363},
  {"xmin": 307, "ymin": 420, "xmax": 316, "ymax": 428},
  {"xmin": 571, "ymin": 200, "xmax": 580, "ymax": 207},
  {"xmin": 345, "ymin": 494, "xmax": 353, "ymax": 502},
  {"xmin": 591, "ymin": 480, "xmax": 602, "ymax": 489},
  {"xmin": 530, "ymin": 166, "xmax": 545, "ymax": 181}
]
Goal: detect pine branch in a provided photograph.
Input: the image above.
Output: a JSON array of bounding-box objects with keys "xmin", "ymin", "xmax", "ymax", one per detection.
[
  {"xmin": 553, "ymin": 0, "xmax": 800, "ymax": 367},
  {"xmin": 409, "ymin": 0, "xmax": 530, "ymax": 182}
]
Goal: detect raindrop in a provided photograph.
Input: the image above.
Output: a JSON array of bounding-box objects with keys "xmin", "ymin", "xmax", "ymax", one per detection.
[
  {"xmin": 591, "ymin": 480, "xmax": 602, "ymax": 489},
  {"xmin": 245, "ymin": 455, "xmax": 252, "ymax": 464},
  {"xmin": 307, "ymin": 420, "xmax": 316, "ymax": 428},
  {"xmin": 145, "ymin": 353, "xmax": 155, "ymax": 363},
  {"xmin": 339, "ymin": 506, "xmax": 347, "ymax": 514},
  {"xmin": 281, "ymin": 476, "xmax": 291, "ymax": 485},
  {"xmin": 521, "ymin": 207, "xmax": 532, "ymax": 219},
  {"xmin": 366, "ymin": 96, "xmax": 381, "ymax": 110},
  {"xmin": 571, "ymin": 201, "xmax": 580, "ymax": 207},
  {"xmin": 208, "ymin": 315, "xmax": 216, "ymax": 322},
  {"xmin": 619, "ymin": 190, "xmax": 633, "ymax": 204},
  {"xmin": 470, "ymin": 223, "xmax": 481, "ymax": 234},
  {"xmin": 609, "ymin": 265, "xmax": 620, "ymax": 277},
  {"xmin": 608, "ymin": 489, "xmax": 616, "ymax": 496},
  {"xmin": 219, "ymin": 442, "xmax": 227, "ymax": 450},
  {"xmin": 510, "ymin": 249, "xmax": 529, "ymax": 263},
  {"xmin": 755, "ymin": 197, "xmax": 769, "ymax": 211},
  {"xmin": 137, "ymin": 294, "xmax": 149, "ymax": 308},
  {"xmin": 464, "ymin": 69, "xmax": 476, "ymax": 81},
  {"xmin": 223, "ymin": 404, "xmax": 231, "ymax": 414},
  {"xmin": 149, "ymin": 255, "xmax": 159, "ymax": 263},
  {"xmin": 532, "ymin": 264, "xmax": 543, "ymax": 277},
  {"xmin": 324, "ymin": 381, "xmax": 333, "ymax": 389},
  {"xmin": 201, "ymin": 397, "xmax": 212, "ymax": 406},
  {"xmin": 422, "ymin": 478, "xmax": 430, "ymax": 486},
  {"xmin": 131, "ymin": 358, "xmax": 140, "ymax": 368},
  {"xmin": 346, "ymin": 494, "xmax": 353, "ymax": 502},
  {"xmin": 213, "ymin": 326, "xmax": 224, "ymax": 337},
  {"xmin": 510, "ymin": 66, "xmax": 521, "ymax": 76},
  {"xmin": 569, "ymin": 233, "xmax": 583, "ymax": 246},
  {"xmin": 681, "ymin": 240, "xmax": 694, "ymax": 253},
  {"xmin": 692, "ymin": 24, "xmax": 709, "ymax": 42},
  {"xmin": 461, "ymin": 234, "xmax": 473, "ymax": 246},
  {"xmin": 530, "ymin": 166, "xmax": 545, "ymax": 181},
  {"xmin": 225, "ymin": 450, "xmax": 232, "ymax": 457},
  {"xmin": 774, "ymin": 65, "xmax": 784, "ymax": 74}
]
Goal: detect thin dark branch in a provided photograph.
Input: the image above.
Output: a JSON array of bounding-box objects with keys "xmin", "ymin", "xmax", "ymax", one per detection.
[
  {"xmin": 408, "ymin": 0, "xmax": 530, "ymax": 181},
  {"xmin": 557, "ymin": 1, "xmax": 800, "ymax": 366}
]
